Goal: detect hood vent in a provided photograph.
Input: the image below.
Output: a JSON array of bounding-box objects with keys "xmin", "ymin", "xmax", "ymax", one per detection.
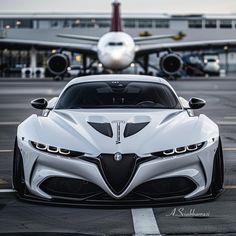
[
  {"xmin": 124, "ymin": 122, "xmax": 149, "ymax": 137},
  {"xmin": 160, "ymin": 111, "xmax": 182, "ymax": 125},
  {"xmin": 88, "ymin": 122, "xmax": 113, "ymax": 138}
]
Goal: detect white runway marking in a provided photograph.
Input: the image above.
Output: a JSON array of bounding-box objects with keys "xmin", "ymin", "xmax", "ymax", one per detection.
[
  {"xmin": 0, "ymin": 88, "xmax": 59, "ymax": 95},
  {"xmin": 0, "ymin": 150, "xmax": 13, "ymax": 153},
  {"xmin": 0, "ymin": 122, "xmax": 20, "ymax": 125},
  {"xmin": 0, "ymin": 189, "xmax": 16, "ymax": 193},
  {"xmin": 224, "ymin": 116, "xmax": 236, "ymax": 120},
  {"xmin": 132, "ymin": 208, "xmax": 161, "ymax": 235},
  {"xmin": 223, "ymin": 148, "xmax": 236, "ymax": 151},
  {"xmin": 224, "ymin": 185, "xmax": 236, "ymax": 189},
  {"xmin": 0, "ymin": 104, "xmax": 31, "ymax": 109},
  {"xmin": 0, "ymin": 179, "xmax": 8, "ymax": 184},
  {"xmin": 217, "ymin": 121, "xmax": 236, "ymax": 125}
]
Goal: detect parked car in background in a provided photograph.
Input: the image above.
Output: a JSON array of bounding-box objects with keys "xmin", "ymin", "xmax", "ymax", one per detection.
[{"xmin": 203, "ymin": 55, "xmax": 220, "ymax": 76}]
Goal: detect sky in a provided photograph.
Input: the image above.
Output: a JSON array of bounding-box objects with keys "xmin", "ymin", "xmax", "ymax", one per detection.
[{"xmin": 0, "ymin": 0, "xmax": 236, "ymax": 14}]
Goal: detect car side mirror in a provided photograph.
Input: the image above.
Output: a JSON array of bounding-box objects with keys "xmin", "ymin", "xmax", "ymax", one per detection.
[
  {"xmin": 31, "ymin": 98, "xmax": 48, "ymax": 110},
  {"xmin": 189, "ymin": 97, "xmax": 206, "ymax": 109}
]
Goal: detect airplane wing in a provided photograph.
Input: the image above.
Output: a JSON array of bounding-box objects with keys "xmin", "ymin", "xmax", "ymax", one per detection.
[
  {"xmin": 0, "ymin": 38, "xmax": 97, "ymax": 56},
  {"xmin": 57, "ymin": 34, "xmax": 100, "ymax": 42},
  {"xmin": 134, "ymin": 31, "xmax": 186, "ymax": 43},
  {"xmin": 56, "ymin": 33, "xmax": 184, "ymax": 44},
  {"xmin": 135, "ymin": 39, "xmax": 236, "ymax": 56}
]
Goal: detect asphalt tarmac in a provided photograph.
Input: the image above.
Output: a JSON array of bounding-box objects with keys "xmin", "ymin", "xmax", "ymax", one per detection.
[{"xmin": 0, "ymin": 77, "xmax": 236, "ymax": 235}]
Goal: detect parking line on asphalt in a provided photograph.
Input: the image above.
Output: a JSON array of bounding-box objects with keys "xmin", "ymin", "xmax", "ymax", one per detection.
[
  {"xmin": 0, "ymin": 122, "xmax": 20, "ymax": 125},
  {"xmin": 223, "ymin": 148, "xmax": 236, "ymax": 151},
  {"xmin": 132, "ymin": 208, "xmax": 161, "ymax": 235},
  {"xmin": 0, "ymin": 89, "xmax": 59, "ymax": 95},
  {"xmin": 224, "ymin": 116, "xmax": 236, "ymax": 120},
  {"xmin": 0, "ymin": 189, "xmax": 16, "ymax": 193},
  {"xmin": 0, "ymin": 150, "xmax": 13, "ymax": 153},
  {"xmin": 217, "ymin": 121, "xmax": 236, "ymax": 125},
  {"xmin": 224, "ymin": 185, "xmax": 236, "ymax": 189},
  {"xmin": 0, "ymin": 179, "xmax": 8, "ymax": 184}
]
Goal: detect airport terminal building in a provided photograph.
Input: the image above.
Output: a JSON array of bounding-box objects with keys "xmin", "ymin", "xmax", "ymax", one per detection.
[{"xmin": 1, "ymin": 12, "xmax": 236, "ymax": 77}]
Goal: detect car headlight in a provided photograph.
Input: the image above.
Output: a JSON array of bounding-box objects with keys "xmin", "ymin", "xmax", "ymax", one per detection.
[
  {"xmin": 31, "ymin": 141, "xmax": 84, "ymax": 157},
  {"xmin": 152, "ymin": 142, "xmax": 205, "ymax": 157}
]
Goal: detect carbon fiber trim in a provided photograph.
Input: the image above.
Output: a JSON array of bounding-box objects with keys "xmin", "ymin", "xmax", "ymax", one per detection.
[{"xmin": 17, "ymin": 189, "xmax": 224, "ymax": 208}]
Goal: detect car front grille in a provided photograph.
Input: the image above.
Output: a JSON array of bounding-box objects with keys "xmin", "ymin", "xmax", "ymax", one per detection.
[{"xmin": 99, "ymin": 154, "xmax": 137, "ymax": 194}]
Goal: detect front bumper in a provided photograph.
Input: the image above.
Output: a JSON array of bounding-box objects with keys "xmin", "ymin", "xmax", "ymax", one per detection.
[{"xmin": 17, "ymin": 137, "xmax": 219, "ymax": 206}]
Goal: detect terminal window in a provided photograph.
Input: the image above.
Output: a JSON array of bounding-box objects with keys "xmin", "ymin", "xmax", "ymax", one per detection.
[
  {"xmin": 155, "ymin": 20, "xmax": 169, "ymax": 28},
  {"xmin": 138, "ymin": 19, "xmax": 153, "ymax": 28},
  {"xmin": 205, "ymin": 19, "xmax": 217, "ymax": 28},
  {"xmin": 188, "ymin": 20, "xmax": 202, "ymax": 28},
  {"xmin": 124, "ymin": 19, "xmax": 136, "ymax": 28},
  {"xmin": 75, "ymin": 19, "xmax": 95, "ymax": 28},
  {"xmin": 96, "ymin": 19, "xmax": 110, "ymax": 28},
  {"xmin": 2, "ymin": 19, "xmax": 33, "ymax": 29},
  {"xmin": 220, "ymin": 20, "xmax": 232, "ymax": 28}
]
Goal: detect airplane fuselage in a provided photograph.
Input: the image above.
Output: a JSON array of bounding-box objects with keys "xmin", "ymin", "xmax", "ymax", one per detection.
[{"xmin": 97, "ymin": 32, "xmax": 135, "ymax": 70}]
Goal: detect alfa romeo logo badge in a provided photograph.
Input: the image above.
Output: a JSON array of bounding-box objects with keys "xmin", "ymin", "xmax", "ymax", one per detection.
[{"xmin": 114, "ymin": 152, "xmax": 122, "ymax": 162}]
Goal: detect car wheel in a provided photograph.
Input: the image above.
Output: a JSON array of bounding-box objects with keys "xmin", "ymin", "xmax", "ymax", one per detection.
[
  {"xmin": 211, "ymin": 137, "xmax": 224, "ymax": 194},
  {"xmin": 12, "ymin": 138, "xmax": 26, "ymax": 196}
]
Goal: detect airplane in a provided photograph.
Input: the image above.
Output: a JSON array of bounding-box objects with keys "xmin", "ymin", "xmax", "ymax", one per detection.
[
  {"xmin": 1, "ymin": 0, "xmax": 236, "ymax": 79},
  {"xmin": 55, "ymin": 0, "xmax": 186, "ymax": 74}
]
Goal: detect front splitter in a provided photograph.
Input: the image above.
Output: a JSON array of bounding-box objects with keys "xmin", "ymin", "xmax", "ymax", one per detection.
[{"xmin": 16, "ymin": 189, "xmax": 224, "ymax": 209}]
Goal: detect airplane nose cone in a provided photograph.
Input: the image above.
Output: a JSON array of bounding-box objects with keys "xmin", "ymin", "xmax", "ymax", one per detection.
[
  {"xmin": 111, "ymin": 50, "xmax": 123, "ymax": 61},
  {"xmin": 100, "ymin": 50, "xmax": 132, "ymax": 70}
]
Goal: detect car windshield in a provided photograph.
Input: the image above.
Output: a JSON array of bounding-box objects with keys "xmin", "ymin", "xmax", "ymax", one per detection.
[{"xmin": 56, "ymin": 81, "xmax": 181, "ymax": 109}]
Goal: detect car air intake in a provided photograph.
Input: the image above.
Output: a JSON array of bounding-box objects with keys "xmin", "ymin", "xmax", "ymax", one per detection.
[
  {"xmin": 133, "ymin": 177, "xmax": 196, "ymax": 198},
  {"xmin": 40, "ymin": 177, "xmax": 103, "ymax": 199}
]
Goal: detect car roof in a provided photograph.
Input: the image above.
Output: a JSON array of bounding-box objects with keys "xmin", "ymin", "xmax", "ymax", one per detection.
[
  {"xmin": 65, "ymin": 74, "xmax": 171, "ymax": 88},
  {"xmin": 57, "ymin": 74, "xmax": 179, "ymax": 100}
]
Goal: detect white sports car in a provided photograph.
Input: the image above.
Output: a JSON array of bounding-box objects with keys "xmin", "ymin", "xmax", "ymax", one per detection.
[{"xmin": 13, "ymin": 75, "xmax": 224, "ymax": 206}]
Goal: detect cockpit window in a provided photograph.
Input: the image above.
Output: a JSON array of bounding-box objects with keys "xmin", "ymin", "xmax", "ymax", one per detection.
[
  {"xmin": 108, "ymin": 42, "xmax": 123, "ymax": 46},
  {"xmin": 56, "ymin": 81, "xmax": 181, "ymax": 109}
]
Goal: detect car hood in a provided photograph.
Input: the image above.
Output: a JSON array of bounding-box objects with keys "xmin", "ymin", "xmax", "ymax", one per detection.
[{"xmin": 18, "ymin": 109, "xmax": 218, "ymax": 156}]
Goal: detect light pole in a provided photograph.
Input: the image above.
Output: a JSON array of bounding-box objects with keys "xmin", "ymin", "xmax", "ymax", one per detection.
[{"xmin": 224, "ymin": 45, "xmax": 229, "ymax": 75}]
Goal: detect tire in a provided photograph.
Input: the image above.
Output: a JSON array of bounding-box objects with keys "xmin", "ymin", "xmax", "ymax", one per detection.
[
  {"xmin": 211, "ymin": 137, "xmax": 224, "ymax": 194},
  {"xmin": 12, "ymin": 138, "xmax": 26, "ymax": 196}
]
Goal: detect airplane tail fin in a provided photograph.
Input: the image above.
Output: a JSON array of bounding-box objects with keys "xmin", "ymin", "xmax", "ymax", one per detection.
[{"xmin": 111, "ymin": 0, "xmax": 122, "ymax": 32}]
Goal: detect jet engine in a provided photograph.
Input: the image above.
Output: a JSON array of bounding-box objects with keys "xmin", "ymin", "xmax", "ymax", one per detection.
[
  {"xmin": 47, "ymin": 53, "xmax": 70, "ymax": 76},
  {"xmin": 159, "ymin": 53, "xmax": 183, "ymax": 75}
]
